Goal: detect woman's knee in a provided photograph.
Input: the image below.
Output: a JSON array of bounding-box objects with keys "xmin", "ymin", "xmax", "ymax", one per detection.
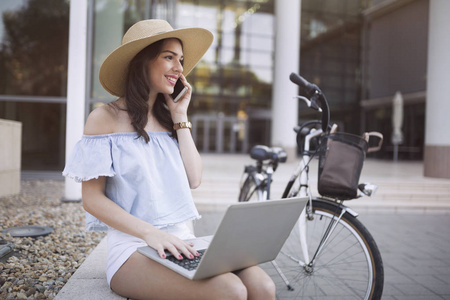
[
  {"xmin": 236, "ymin": 266, "xmax": 276, "ymax": 300},
  {"xmin": 259, "ymin": 276, "xmax": 276, "ymax": 299},
  {"xmin": 210, "ymin": 273, "xmax": 247, "ymax": 300},
  {"xmin": 227, "ymin": 282, "xmax": 247, "ymax": 300}
]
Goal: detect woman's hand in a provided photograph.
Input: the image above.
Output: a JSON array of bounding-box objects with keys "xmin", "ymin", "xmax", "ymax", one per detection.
[
  {"xmin": 143, "ymin": 228, "xmax": 199, "ymax": 260},
  {"xmin": 164, "ymin": 74, "xmax": 192, "ymax": 123}
]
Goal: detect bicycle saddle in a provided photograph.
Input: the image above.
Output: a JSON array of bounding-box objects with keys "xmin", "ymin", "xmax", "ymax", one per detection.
[{"xmin": 250, "ymin": 145, "xmax": 287, "ymax": 163}]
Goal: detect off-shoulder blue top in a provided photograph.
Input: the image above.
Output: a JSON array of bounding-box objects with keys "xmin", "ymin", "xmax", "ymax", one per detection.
[{"xmin": 62, "ymin": 131, "xmax": 200, "ymax": 231}]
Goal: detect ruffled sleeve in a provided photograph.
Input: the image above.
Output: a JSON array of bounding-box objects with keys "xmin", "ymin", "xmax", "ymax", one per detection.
[{"xmin": 62, "ymin": 135, "xmax": 115, "ymax": 183}]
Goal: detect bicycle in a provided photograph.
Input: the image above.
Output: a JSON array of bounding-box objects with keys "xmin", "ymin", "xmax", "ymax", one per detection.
[{"xmin": 238, "ymin": 73, "xmax": 384, "ymax": 299}]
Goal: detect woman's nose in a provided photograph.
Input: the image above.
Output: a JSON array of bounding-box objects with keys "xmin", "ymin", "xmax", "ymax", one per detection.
[{"xmin": 174, "ymin": 60, "xmax": 183, "ymax": 73}]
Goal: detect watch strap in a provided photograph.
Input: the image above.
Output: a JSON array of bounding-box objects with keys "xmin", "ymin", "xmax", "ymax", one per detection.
[{"xmin": 173, "ymin": 121, "xmax": 192, "ymax": 130}]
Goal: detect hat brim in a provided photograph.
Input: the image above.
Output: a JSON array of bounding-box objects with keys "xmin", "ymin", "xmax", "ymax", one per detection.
[{"xmin": 99, "ymin": 27, "xmax": 213, "ymax": 97}]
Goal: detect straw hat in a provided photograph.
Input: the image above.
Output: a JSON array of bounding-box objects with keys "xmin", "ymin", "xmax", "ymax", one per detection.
[{"xmin": 99, "ymin": 19, "xmax": 213, "ymax": 97}]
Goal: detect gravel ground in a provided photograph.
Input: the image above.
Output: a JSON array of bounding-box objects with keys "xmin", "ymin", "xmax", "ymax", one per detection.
[{"xmin": 0, "ymin": 181, "xmax": 105, "ymax": 300}]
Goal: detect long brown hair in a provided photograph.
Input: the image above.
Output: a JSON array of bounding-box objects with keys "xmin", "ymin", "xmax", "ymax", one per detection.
[{"xmin": 124, "ymin": 39, "xmax": 179, "ymax": 142}]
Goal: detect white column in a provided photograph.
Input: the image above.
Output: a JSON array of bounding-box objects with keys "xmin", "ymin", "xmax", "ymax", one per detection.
[
  {"xmin": 424, "ymin": 0, "xmax": 450, "ymax": 178},
  {"xmin": 271, "ymin": 0, "xmax": 301, "ymax": 159},
  {"xmin": 63, "ymin": 0, "xmax": 88, "ymax": 201}
]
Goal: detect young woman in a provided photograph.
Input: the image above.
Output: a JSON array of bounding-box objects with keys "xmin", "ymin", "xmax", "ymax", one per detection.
[{"xmin": 63, "ymin": 19, "xmax": 276, "ymax": 300}]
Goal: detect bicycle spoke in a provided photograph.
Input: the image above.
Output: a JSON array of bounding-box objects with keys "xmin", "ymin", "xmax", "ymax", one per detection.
[
  {"xmin": 310, "ymin": 271, "xmax": 361, "ymax": 300},
  {"xmin": 319, "ymin": 239, "xmax": 367, "ymax": 267}
]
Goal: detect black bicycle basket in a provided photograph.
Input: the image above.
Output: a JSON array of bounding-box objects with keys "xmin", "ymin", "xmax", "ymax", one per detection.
[{"xmin": 317, "ymin": 132, "xmax": 368, "ymax": 200}]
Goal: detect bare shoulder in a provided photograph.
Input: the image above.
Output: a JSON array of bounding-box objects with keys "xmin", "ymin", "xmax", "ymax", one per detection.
[{"xmin": 84, "ymin": 102, "xmax": 121, "ymax": 135}]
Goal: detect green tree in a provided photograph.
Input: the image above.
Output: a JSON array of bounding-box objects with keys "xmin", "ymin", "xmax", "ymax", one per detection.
[{"xmin": 0, "ymin": 0, "xmax": 69, "ymax": 96}]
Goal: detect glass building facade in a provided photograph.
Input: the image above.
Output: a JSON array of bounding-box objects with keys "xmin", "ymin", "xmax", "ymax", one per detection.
[
  {"xmin": 298, "ymin": 0, "xmax": 366, "ymax": 133},
  {"xmin": 295, "ymin": 0, "xmax": 427, "ymax": 160},
  {"xmin": 0, "ymin": 0, "xmax": 276, "ymax": 170}
]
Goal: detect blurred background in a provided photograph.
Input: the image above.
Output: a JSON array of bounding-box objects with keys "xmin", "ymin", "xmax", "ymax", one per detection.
[{"xmin": 0, "ymin": 0, "xmax": 439, "ymax": 173}]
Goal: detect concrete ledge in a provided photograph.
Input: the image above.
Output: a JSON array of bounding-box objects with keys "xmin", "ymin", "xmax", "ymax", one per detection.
[
  {"xmin": 0, "ymin": 119, "xmax": 22, "ymax": 197},
  {"xmin": 54, "ymin": 238, "xmax": 125, "ymax": 300}
]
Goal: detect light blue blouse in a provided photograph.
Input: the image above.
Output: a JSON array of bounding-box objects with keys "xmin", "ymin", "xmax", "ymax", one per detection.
[{"xmin": 62, "ymin": 131, "xmax": 200, "ymax": 231}]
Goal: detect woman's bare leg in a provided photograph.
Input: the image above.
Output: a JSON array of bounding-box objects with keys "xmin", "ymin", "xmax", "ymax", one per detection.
[
  {"xmin": 235, "ymin": 266, "xmax": 276, "ymax": 300},
  {"xmin": 110, "ymin": 252, "xmax": 248, "ymax": 300}
]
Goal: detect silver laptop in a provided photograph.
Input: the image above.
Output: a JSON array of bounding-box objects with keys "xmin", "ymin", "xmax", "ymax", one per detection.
[{"xmin": 137, "ymin": 197, "xmax": 307, "ymax": 280}]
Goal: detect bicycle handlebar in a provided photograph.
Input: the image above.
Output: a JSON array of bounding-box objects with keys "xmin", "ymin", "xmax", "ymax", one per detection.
[
  {"xmin": 289, "ymin": 73, "xmax": 319, "ymax": 97},
  {"xmin": 290, "ymin": 73, "xmax": 330, "ymax": 133}
]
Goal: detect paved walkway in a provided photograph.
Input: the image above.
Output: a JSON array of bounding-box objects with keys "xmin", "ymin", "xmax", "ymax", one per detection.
[{"xmin": 56, "ymin": 154, "xmax": 450, "ymax": 299}]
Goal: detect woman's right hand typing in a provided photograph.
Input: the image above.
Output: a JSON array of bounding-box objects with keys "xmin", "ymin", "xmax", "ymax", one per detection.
[{"xmin": 142, "ymin": 229, "xmax": 199, "ymax": 260}]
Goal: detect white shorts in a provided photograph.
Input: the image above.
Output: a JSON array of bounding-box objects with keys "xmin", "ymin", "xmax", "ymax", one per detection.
[{"xmin": 106, "ymin": 222, "xmax": 195, "ymax": 286}]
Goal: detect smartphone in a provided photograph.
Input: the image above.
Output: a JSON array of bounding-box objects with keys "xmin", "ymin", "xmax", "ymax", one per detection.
[{"xmin": 171, "ymin": 79, "xmax": 188, "ymax": 103}]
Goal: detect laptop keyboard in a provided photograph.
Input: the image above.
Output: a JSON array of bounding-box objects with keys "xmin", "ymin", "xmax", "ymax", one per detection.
[{"xmin": 166, "ymin": 249, "xmax": 206, "ymax": 271}]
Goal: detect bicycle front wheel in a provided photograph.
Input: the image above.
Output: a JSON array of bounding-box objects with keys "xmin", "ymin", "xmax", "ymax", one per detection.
[
  {"xmin": 273, "ymin": 200, "xmax": 384, "ymax": 300},
  {"xmin": 238, "ymin": 175, "xmax": 265, "ymax": 202}
]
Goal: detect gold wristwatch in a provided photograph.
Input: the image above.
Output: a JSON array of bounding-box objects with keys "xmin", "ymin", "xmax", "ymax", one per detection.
[{"xmin": 173, "ymin": 121, "xmax": 192, "ymax": 130}]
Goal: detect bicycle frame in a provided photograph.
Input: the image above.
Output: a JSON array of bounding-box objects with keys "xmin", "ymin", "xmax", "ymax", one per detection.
[
  {"xmin": 285, "ymin": 126, "xmax": 359, "ymax": 266},
  {"xmin": 298, "ymin": 128, "xmax": 322, "ymax": 264},
  {"xmin": 254, "ymin": 172, "xmax": 268, "ymax": 200}
]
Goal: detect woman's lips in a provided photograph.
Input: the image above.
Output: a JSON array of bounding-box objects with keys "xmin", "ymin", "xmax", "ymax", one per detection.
[{"xmin": 165, "ymin": 76, "xmax": 177, "ymax": 86}]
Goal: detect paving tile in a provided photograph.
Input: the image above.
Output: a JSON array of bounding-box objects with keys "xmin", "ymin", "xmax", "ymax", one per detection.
[
  {"xmin": 393, "ymin": 296, "xmax": 445, "ymax": 300},
  {"xmin": 436, "ymin": 274, "xmax": 450, "ymax": 285},
  {"xmin": 384, "ymin": 267, "xmax": 417, "ymax": 284},
  {"xmin": 393, "ymin": 283, "xmax": 435, "ymax": 295},
  {"xmin": 380, "ymin": 296, "xmax": 398, "ymax": 300},
  {"xmin": 382, "ymin": 282, "xmax": 405, "ymax": 296}
]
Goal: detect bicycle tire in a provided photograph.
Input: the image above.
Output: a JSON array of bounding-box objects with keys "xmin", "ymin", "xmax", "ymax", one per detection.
[
  {"xmin": 238, "ymin": 175, "xmax": 265, "ymax": 202},
  {"xmin": 271, "ymin": 199, "xmax": 384, "ymax": 300}
]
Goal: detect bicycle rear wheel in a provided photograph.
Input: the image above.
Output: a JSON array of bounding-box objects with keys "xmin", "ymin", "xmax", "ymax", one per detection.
[
  {"xmin": 238, "ymin": 175, "xmax": 265, "ymax": 202},
  {"xmin": 273, "ymin": 199, "xmax": 384, "ymax": 300}
]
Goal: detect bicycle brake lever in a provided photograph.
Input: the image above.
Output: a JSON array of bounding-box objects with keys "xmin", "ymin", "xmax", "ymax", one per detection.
[
  {"xmin": 310, "ymin": 94, "xmax": 323, "ymax": 112},
  {"xmin": 294, "ymin": 96, "xmax": 322, "ymax": 112},
  {"xmin": 310, "ymin": 99, "xmax": 322, "ymax": 112}
]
